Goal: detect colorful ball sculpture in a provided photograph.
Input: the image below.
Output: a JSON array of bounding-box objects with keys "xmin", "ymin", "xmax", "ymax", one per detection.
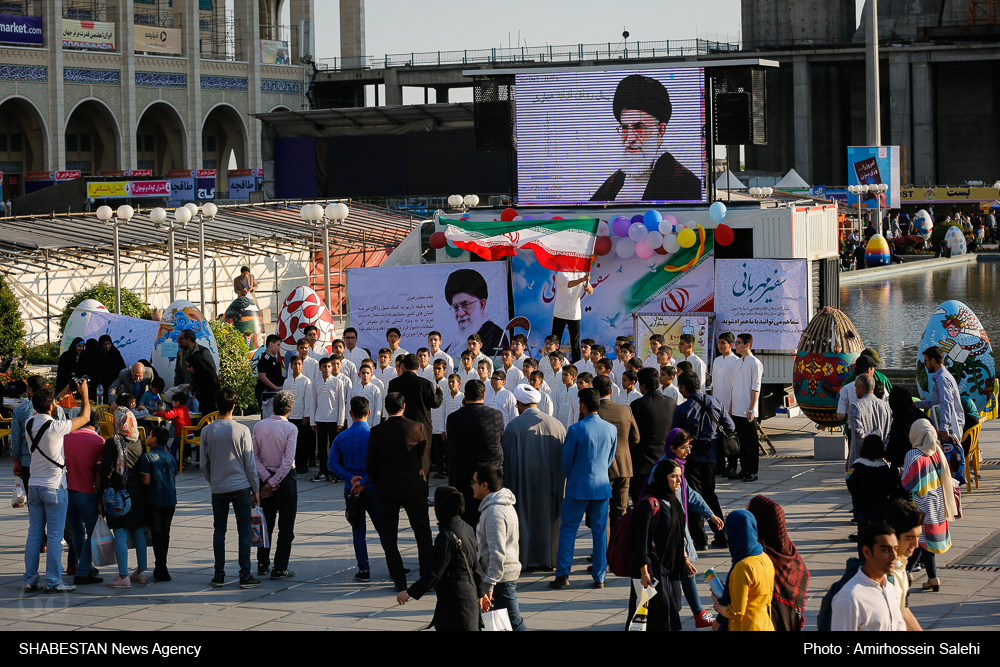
[
  {"xmin": 917, "ymin": 300, "xmax": 997, "ymax": 418},
  {"xmin": 864, "ymin": 233, "xmax": 891, "ymax": 267},
  {"xmin": 223, "ymin": 298, "xmax": 266, "ymax": 351},
  {"xmin": 943, "ymin": 225, "xmax": 967, "ymax": 256},
  {"xmin": 793, "ymin": 306, "xmax": 866, "ymax": 426},
  {"xmin": 912, "ymin": 209, "xmax": 933, "ymax": 239}
]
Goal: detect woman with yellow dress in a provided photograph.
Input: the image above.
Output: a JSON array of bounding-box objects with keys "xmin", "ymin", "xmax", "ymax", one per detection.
[{"xmin": 711, "ymin": 509, "xmax": 776, "ymax": 631}]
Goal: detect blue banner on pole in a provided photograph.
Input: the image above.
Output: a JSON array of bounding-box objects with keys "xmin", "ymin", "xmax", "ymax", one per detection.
[{"xmin": 0, "ymin": 14, "xmax": 43, "ymax": 46}]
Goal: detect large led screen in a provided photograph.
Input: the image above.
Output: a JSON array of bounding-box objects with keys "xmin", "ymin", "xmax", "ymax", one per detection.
[{"xmin": 515, "ymin": 67, "xmax": 706, "ymax": 205}]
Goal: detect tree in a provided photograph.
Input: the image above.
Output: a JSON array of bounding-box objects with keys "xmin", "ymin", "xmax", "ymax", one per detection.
[
  {"xmin": 208, "ymin": 320, "xmax": 256, "ymax": 412},
  {"xmin": 0, "ymin": 274, "xmax": 26, "ymax": 361},
  {"xmin": 57, "ymin": 282, "xmax": 147, "ymax": 342}
]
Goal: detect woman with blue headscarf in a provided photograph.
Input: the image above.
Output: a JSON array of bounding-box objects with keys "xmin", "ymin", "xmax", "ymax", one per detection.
[{"xmin": 711, "ymin": 510, "xmax": 775, "ymax": 631}]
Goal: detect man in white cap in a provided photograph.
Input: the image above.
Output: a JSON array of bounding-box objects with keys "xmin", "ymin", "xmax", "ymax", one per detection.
[{"xmin": 500, "ymin": 384, "xmax": 567, "ymax": 571}]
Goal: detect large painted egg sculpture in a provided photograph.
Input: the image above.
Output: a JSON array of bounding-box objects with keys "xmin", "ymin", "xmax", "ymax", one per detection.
[
  {"xmin": 60, "ymin": 299, "xmax": 109, "ymax": 354},
  {"xmin": 150, "ymin": 299, "xmax": 220, "ymax": 382},
  {"xmin": 916, "ymin": 300, "xmax": 997, "ymax": 419},
  {"xmin": 223, "ymin": 297, "xmax": 266, "ymax": 351},
  {"xmin": 943, "ymin": 225, "xmax": 967, "ymax": 256},
  {"xmin": 793, "ymin": 306, "xmax": 866, "ymax": 426},
  {"xmin": 912, "ymin": 209, "xmax": 933, "ymax": 239},
  {"xmin": 864, "ymin": 233, "xmax": 891, "ymax": 267},
  {"xmin": 276, "ymin": 286, "xmax": 337, "ymax": 358}
]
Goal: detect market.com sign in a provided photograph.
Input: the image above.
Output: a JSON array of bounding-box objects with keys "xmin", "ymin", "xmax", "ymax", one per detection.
[{"xmin": 0, "ymin": 14, "xmax": 43, "ymax": 46}]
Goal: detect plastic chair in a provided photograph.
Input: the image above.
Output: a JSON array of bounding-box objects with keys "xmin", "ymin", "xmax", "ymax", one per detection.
[
  {"xmin": 99, "ymin": 415, "xmax": 115, "ymax": 439},
  {"xmin": 963, "ymin": 423, "xmax": 981, "ymax": 492},
  {"xmin": 92, "ymin": 404, "xmax": 113, "ymax": 422},
  {"xmin": 0, "ymin": 414, "xmax": 11, "ymax": 449},
  {"xmin": 179, "ymin": 411, "xmax": 219, "ymax": 467},
  {"xmin": 137, "ymin": 426, "xmax": 146, "ymax": 447}
]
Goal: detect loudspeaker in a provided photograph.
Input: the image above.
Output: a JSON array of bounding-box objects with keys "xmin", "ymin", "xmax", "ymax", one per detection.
[
  {"xmin": 474, "ymin": 78, "xmax": 515, "ymax": 152},
  {"xmin": 712, "ymin": 68, "xmax": 767, "ymax": 146}
]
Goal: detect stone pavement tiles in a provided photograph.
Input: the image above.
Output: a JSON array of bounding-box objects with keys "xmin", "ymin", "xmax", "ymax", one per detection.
[{"xmin": 0, "ymin": 416, "xmax": 998, "ymax": 631}]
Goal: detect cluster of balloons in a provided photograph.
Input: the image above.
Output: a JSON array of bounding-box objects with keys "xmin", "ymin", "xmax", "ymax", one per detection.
[{"xmin": 599, "ymin": 210, "xmax": 702, "ymax": 259}]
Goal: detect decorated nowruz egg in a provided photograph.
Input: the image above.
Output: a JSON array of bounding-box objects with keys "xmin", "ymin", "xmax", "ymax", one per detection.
[
  {"xmin": 150, "ymin": 299, "xmax": 220, "ymax": 382},
  {"xmin": 793, "ymin": 306, "xmax": 865, "ymax": 426},
  {"xmin": 917, "ymin": 300, "xmax": 997, "ymax": 418},
  {"xmin": 864, "ymin": 233, "xmax": 891, "ymax": 267},
  {"xmin": 943, "ymin": 226, "xmax": 967, "ymax": 256},
  {"xmin": 223, "ymin": 298, "xmax": 266, "ymax": 351},
  {"xmin": 276, "ymin": 286, "xmax": 337, "ymax": 357},
  {"xmin": 60, "ymin": 299, "xmax": 109, "ymax": 354},
  {"xmin": 912, "ymin": 209, "xmax": 933, "ymax": 239}
]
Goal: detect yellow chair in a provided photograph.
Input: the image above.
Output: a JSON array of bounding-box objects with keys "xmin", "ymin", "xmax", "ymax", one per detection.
[
  {"xmin": 137, "ymin": 426, "xmax": 146, "ymax": 447},
  {"xmin": 92, "ymin": 404, "xmax": 113, "ymax": 422},
  {"xmin": 179, "ymin": 412, "xmax": 219, "ymax": 468},
  {"xmin": 0, "ymin": 414, "xmax": 11, "ymax": 449},
  {"xmin": 99, "ymin": 415, "xmax": 115, "ymax": 439},
  {"xmin": 963, "ymin": 423, "xmax": 981, "ymax": 493}
]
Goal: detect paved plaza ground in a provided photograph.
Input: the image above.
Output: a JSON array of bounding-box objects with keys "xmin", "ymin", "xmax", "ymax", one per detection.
[{"xmin": 1, "ymin": 416, "xmax": 998, "ymax": 632}]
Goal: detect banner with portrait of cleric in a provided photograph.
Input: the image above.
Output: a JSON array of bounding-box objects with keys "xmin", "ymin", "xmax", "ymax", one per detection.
[
  {"xmin": 510, "ymin": 237, "xmax": 714, "ymax": 359},
  {"xmin": 347, "ymin": 262, "xmax": 511, "ymax": 359}
]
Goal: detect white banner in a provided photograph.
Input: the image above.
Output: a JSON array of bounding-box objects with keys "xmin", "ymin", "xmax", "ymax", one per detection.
[
  {"xmin": 347, "ymin": 262, "xmax": 511, "ymax": 359},
  {"xmin": 82, "ymin": 312, "xmax": 161, "ymax": 368},
  {"xmin": 715, "ymin": 259, "xmax": 809, "ymax": 350}
]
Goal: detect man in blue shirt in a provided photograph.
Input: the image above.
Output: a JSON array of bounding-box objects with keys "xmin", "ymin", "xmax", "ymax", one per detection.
[
  {"xmin": 673, "ymin": 370, "xmax": 735, "ymax": 550},
  {"xmin": 914, "ymin": 346, "xmax": 965, "ymax": 443},
  {"xmin": 550, "ymin": 388, "xmax": 617, "ymax": 589},
  {"xmin": 329, "ymin": 396, "xmax": 383, "ymax": 582}
]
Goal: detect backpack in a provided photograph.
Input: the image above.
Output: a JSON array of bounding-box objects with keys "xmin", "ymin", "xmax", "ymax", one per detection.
[
  {"xmin": 607, "ymin": 497, "xmax": 659, "ymax": 578},
  {"xmin": 817, "ymin": 557, "xmax": 861, "ymax": 631}
]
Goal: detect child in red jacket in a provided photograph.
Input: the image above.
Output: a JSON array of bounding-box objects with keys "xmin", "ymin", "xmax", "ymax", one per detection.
[{"xmin": 155, "ymin": 392, "xmax": 192, "ymax": 460}]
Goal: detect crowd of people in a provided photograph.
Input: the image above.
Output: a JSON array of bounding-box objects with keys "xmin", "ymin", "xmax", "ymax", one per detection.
[{"xmin": 9, "ymin": 313, "xmax": 969, "ymax": 632}]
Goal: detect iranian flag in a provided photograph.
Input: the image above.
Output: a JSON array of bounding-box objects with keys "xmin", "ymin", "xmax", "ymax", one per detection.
[{"xmin": 442, "ymin": 216, "xmax": 599, "ymax": 272}]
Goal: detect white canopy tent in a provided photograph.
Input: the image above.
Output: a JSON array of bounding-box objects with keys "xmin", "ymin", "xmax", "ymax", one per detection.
[
  {"xmin": 714, "ymin": 170, "xmax": 747, "ymax": 190},
  {"xmin": 774, "ymin": 169, "xmax": 811, "ymax": 190}
]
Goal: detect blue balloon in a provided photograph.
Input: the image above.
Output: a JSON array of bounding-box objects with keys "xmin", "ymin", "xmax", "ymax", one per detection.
[
  {"xmin": 709, "ymin": 201, "xmax": 728, "ymax": 223},
  {"xmin": 539, "ymin": 212, "xmax": 554, "ymax": 220},
  {"xmin": 521, "ymin": 214, "xmax": 538, "ymax": 221},
  {"xmin": 642, "ymin": 209, "xmax": 662, "ymax": 232},
  {"xmin": 630, "ymin": 214, "xmax": 644, "ymax": 225}
]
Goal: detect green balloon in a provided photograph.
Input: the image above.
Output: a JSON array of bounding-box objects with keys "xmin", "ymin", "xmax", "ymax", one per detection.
[{"xmin": 445, "ymin": 245, "xmax": 464, "ymax": 258}]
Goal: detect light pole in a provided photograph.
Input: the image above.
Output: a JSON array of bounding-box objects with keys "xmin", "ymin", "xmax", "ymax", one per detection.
[
  {"xmin": 97, "ymin": 204, "xmax": 133, "ymax": 313},
  {"xmin": 200, "ymin": 202, "xmax": 218, "ymax": 315},
  {"xmin": 153, "ymin": 206, "xmax": 192, "ymax": 302},
  {"xmin": 447, "ymin": 194, "xmax": 480, "ymax": 213},
  {"xmin": 875, "ymin": 183, "xmax": 888, "ymax": 234},
  {"xmin": 300, "ymin": 202, "xmax": 350, "ymax": 313}
]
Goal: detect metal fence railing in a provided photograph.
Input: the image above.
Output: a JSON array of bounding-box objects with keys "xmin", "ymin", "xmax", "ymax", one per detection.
[{"xmin": 316, "ymin": 38, "xmax": 742, "ymax": 71}]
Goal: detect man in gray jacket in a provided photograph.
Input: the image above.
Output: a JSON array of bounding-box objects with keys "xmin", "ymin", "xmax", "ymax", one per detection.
[
  {"xmin": 473, "ymin": 465, "xmax": 525, "ymax": 631},
  {"xmin": 201, "ymin": 387, "xmax": 261, "ymax": 589}
]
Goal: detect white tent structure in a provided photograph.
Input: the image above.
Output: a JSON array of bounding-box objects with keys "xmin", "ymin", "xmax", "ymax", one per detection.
[
  {"xmin": 774, "ymin": 169, "xmax": 811, "ymax": 190},
  {"xmin": 714, "ymin": 170, "xmax": 747, "ymax": 190}
]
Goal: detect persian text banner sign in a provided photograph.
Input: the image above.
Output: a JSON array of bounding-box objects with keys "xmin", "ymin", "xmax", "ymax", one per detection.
[
  {"xmin": 62, "ymin": 19, "xmax": 115, "ymax": 50},
  {"xmin": 715, "ymin": 259, "xmax": 809, "ymax": 350}
]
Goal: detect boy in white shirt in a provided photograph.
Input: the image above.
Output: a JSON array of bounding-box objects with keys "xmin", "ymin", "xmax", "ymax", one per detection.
[
  {"xmin": 619, "ymin": 369, "xmax": 642, "ymax": 405},
  {"xmin": 510, "ymin": 334, "xmax": 530, "ymax": 368},
  {"xmin": 440, "ymin": 374, "xmax": 465, "ymax": 478},
  {"xmin": 521, "ymin": 358, "xmax": 552, "ymax": 392},
  {"xmin": 659, "ymin": 365, "xmax": 684, "ymax": 405},
  {"xmin": 528, "ymin": 370, "xmax": 555, "ymax": 415},
  {"xmin": 385, "ymin": 327, "xmax": 408, "ymax": 361},
  {"xmin": 476, "ymin": 359, "xmax": 492, "ymax": 385},
  {"xmin": 577, "ymin": 338, "xmax": 596, "ymax": 376},
  {"xmin": 538, "ymin": 335, "xmax": 560, "ymax": 363},
  {"xmin": 554, "ymin": 364, "xmax": 580, "ymax": 428},
  {"xmin": 711, "ymin": 332, "xmax": 740, "ymax": 476},
  {"xmin": 498, "ymin": 348, "xmax": 525, "ymax": 388},
  {"xmin": 331, "ymin": 339, "xmax": 358, "ymax": 384},
  {"xmin": 430, "ymin": 359, "xmax": 450, "ymax": 477},
  {"xmin": 589, "ymin": 345, "xmax": 613, "ymax": 383},
  {"xmin": 678, "ymin": 333, "xmax": 706, "ymax": 388},
  {"xmin": 457, "ymin": 350, "xmax": 479, "ymax": 386},
  {"xmin": 486, "ymin": 370, "xmax": 519, "ymax": 427},
  {"xmin": 427, "ymin": 331, "xmax": 454, "ymax": 376},
  {"xmin": 350, "ymin": 364, "xmax": 382, "ymax": 428},
  {"xmin": 295, "ymin": 338, "xmax": 321, "ymax": 382},
  {"xmin": 342, "ymin": 327, "xmax": 370, "ymax": 370},
  {"xmin": 375, "ymin": 348, "xmax": 396, "ymax": 388},
  {"xmin": 645, "ymin": 334, "xmax": 665, "ymax": 368},
  {"xmin": 467, "ymin": 334, "xmax": 493, "ymax": 374},
  {"xmin": 283, "ymin": 355, "xmax": 316, "ymax": 475},
  {"xmin": 545, "ymin": 350, "xmax": 566, "ymax": 392},
  {"xmin": 361, "ymin": 359, "xmax": 385, "ymax": 394},
  {"xmin": 656, "ymin": 347, "xmax": 677, "ymax": 371},
  {"xmin": 593, "ymin": 358, "xmax": 622, "ymax": 402},
  {"xmin": 311, "ymin": 355, "xmax": 348, "ymax": 481},
  {"xmin": 415, "ymin": 348, "xmax": 435, "ymax": 382},
  {"xmin": 613, "ymin": 342, "xmax": 636, "ymax": 383}
]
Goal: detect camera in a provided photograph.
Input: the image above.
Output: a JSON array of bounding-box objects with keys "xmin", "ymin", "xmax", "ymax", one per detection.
[{"xmin": 69, "ymin": 375, "xmax": 90, "ymax": 392}]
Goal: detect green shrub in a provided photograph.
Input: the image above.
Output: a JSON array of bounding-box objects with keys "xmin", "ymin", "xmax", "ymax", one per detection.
[
  {"xmin": 208, "ymin": 320, "xmax": 256, "ymax": 412},
  {"xmin": 0, "ymin": 274, "xmax": 26, "ymax": 361},
  {"xmin": 26, "ymin": 342, "xmax": 61, "ymax": 364},
  {"xmin": 928, "ymin": 221, "xmax": 961, "ymax": 248},
  {"xmin": 57, "ymin": 282, "xmax": 147, "ymax": 342}
]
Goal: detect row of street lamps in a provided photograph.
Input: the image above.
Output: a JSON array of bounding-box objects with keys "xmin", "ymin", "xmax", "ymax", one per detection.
[{"xmin": 847, "ymin": 182, "xmax": 890, "ymax": 231}]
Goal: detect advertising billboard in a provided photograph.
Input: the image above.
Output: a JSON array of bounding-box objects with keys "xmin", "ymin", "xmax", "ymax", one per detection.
[
  {"xmin": 134, "ymin": 26, "xmax": 181, "ymax": 55},
  {"xmin": 166, "ymin": 169, "xmax": 215, "ymax": 202},
  {"xmin": 228, "ymin": 168, "xmax": 262, "ymax": 199},
  {"xmin": 515, "ymin": 66, "xmax": 706, "ymax": 205},
  {"xmin": 62, "ymin": 19, "xmax": 115, "ymax": 50},
  {"xmin": 0, "ymin": 14, "xmax": 43, "ymax": 46},
  {"xmin": 846, "ymin": 145, "xmax": 900, "ymax": 209},
  {"xmin": 87, "ymin": 181, "xmax": 129, "ymax": 198},
  {"xmin": 260, "ymin": 39, "xmax": 290, "ymax": 64}
]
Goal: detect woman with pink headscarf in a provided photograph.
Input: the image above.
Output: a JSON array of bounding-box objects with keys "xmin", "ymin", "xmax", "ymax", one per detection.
[{"xmin": 98, "ymin": 407, "xmax": 148, "ymax": 589}]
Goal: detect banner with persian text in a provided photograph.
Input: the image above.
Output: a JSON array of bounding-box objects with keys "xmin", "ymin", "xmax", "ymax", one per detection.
[
  {"xmin": 62, "ymin": 19, "xmax": 114, "ymax": 50},
  {"xmin": 714, "ymin": 259, "xmax": 809, "ymax": 350}
]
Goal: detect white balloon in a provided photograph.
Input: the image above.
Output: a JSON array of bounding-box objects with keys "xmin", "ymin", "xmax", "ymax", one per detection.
[
  {"xmin": 597, "ymin": 220, "xmax": 610, "ymax": 237},
  {"xmin": 663, "ymin": 234, "xmax": 681, "ymax": 253},
  {"xmin": 657, "ymin": 220, "xmax": 673, "ymax": 235},
  {"xmin": 616, "ymin": 238, "xmax": 636, "ymax": 259},
  {"xmin": 628, "ymin": 222, "xmax": 646, "ymax": 242},
  {"xmin": 645, "ymin": 231, "xmax": 663, "ymax": 249},
  {"xmin": 674, "ymin": 221, "xmax": 686, "ymax": 231}
]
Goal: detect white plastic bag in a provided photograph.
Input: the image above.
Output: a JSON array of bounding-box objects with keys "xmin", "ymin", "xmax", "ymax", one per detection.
[
  {"xmin": 11, "ymin": 479, "xmax": 26, "ymax": 508},
  {"xmin": 483, "ymin": 608, "xmax": 512, "ymax": 631},
  {"xmin": 91, "ymin": 516, "xmax": 116, "ymax": 567},
  {"xmin": 250, "ymin": 506, "xmax": 269, "ymax": 548}
]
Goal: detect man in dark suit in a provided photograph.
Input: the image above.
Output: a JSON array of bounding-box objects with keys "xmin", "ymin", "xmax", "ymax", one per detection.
[
  {"xmin": 366, "ymin": 392, "xmax": 433, "ymax": 591},
  {"xmin": 108, "ymin": 362, "xmax": 155, "ymax": 409},
  {"xmin": 388, "ymin": 354, "xmax": 443, "ymax": 477},
  {"xmin": 445, "ymin": 379, "xmax": 504, "ymax": 527},
  {"xmin": 628, "ymin": 367, "xmax": 675, "ymax": 505},
  {"xmin": 594, "ymin": 375, "xmax": 637, "ymax": 524}
]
